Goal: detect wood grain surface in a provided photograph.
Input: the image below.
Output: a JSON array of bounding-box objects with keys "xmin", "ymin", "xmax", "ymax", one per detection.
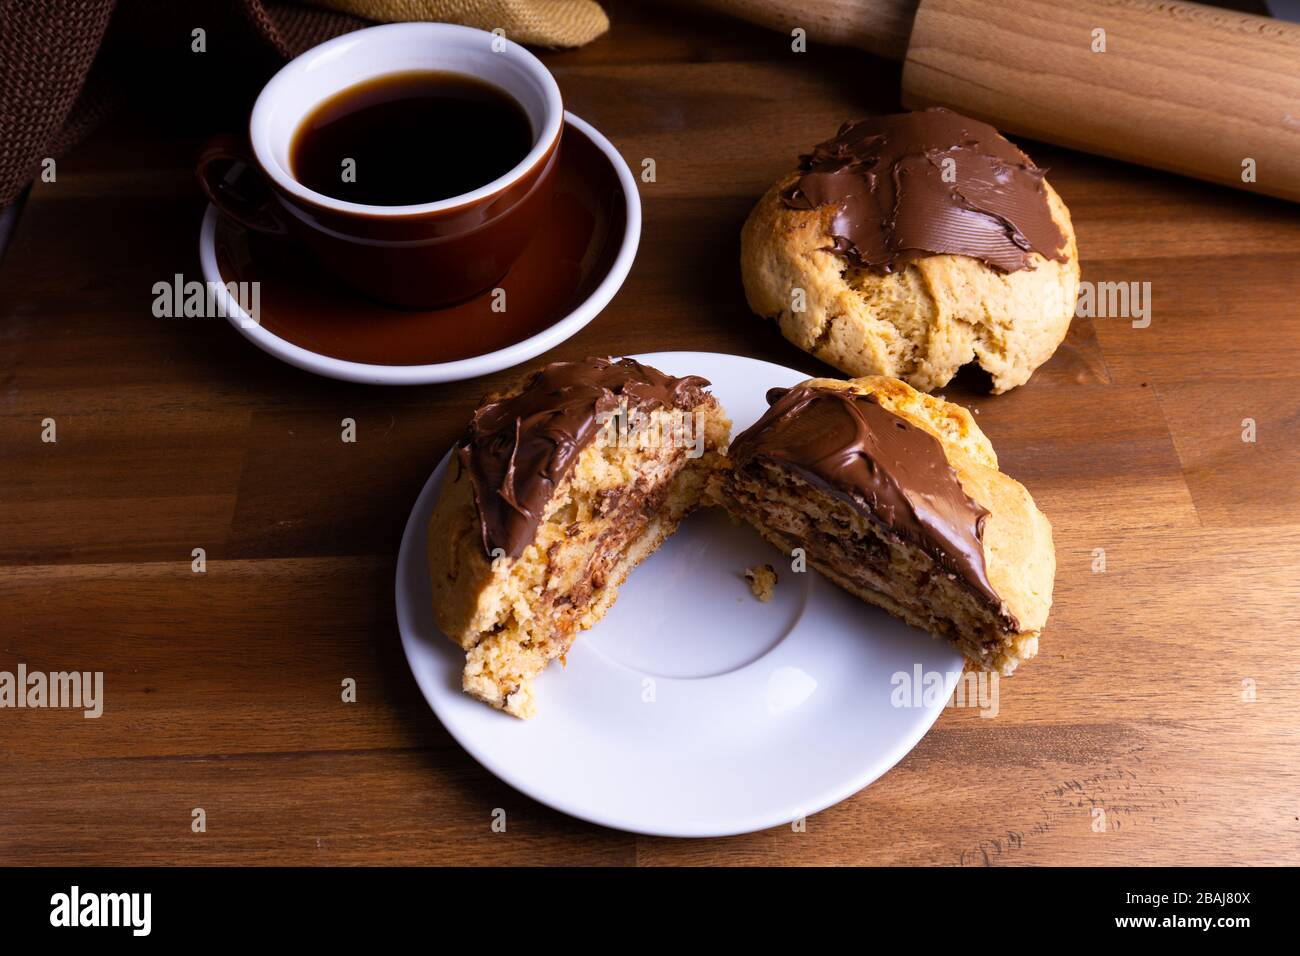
[
  {"xmin": 1, "ymin": 0, "xmax": 1297, "ymax": 866},
  {"xmin": 902, "ymin": 0, "xmax": 1300, "ymax": 201}
]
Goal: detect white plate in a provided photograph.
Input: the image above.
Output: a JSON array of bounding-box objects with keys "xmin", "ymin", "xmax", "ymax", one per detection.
[
  {"xmin": 197, "ymin": 111, "xmax": 640, "ymax": 385},
  {"xmin": 395, "ymin": 351, "xmax": 964, "ymax": 837}
]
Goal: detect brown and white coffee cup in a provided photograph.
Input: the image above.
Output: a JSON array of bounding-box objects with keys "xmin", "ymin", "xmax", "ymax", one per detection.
[{"xmin": 197, "ymin": 23, "xmax": 564, "ymax": 309}]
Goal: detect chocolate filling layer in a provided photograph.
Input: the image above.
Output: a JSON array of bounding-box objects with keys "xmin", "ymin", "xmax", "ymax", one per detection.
[
  {"xmin": 781, "ymin": 108, "xmax": 1068, "ymax": 274},
  {"xmin": 546, "ymin": 457, "xmax": 684, "ymax": 621},
  {"xmin": 456, "ymin": 357, "xmax": 710, "ymax": 559},
  {"xmin": 729, "ymin": 385, "xmax": 1007, "ymax": 616},
  {"xmin": 724, "ymin": 464, "xmax": 1017, "ymax": 644}
]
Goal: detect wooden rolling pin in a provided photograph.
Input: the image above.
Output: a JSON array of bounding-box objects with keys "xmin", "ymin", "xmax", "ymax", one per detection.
[{"xmin": 697, "ymin": 0, "xmax": 1300, "ymax": 201}]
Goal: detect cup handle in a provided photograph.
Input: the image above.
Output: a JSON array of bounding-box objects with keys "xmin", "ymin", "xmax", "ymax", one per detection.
[{"xmin": 196, "ymin": 135, "xmax": 289, "ymax": 235}]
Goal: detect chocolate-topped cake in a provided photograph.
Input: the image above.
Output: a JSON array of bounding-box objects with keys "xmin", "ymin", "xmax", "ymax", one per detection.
[
  {"xmin": 780, "ymin": 108, "xmax": 1068, "ymax": 275},
  {"xmin": 427, "ymin": 357, "xmax": 731, "ymax": 718},
  {"xmin": 714, "ymin": 374, "xmax": 1054, "ymax": 674},
  {"xmin": 741, "ymin": 108, "xmax": 1080, "ymax": 393}
]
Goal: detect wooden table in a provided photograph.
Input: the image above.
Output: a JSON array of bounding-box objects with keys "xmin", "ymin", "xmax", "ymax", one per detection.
[{"xmin": 2, "ymin": 1, "xmax": 1297, "ymax": 866}]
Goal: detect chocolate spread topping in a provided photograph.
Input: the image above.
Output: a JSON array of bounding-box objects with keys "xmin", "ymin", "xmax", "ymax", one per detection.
[
  {"xmin": 730, "ymin": 385, "xmax": 1007, "ymax": 614},
  {"xmin": 456, "ymin": 358, "xmax": 710, "ymax": 560},
  {"xmin": 782, "ymin": 108, "xmax": 1068, "ymax": 274}
]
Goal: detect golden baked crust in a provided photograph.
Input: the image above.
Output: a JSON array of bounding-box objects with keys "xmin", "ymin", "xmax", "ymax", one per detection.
[
  {"xmin": 427, "ymin": 372, "xmax": 731, "ymax": 718},
  {"xmin": 713, "ymin": 374, "xmax": 1054, "ymax": 673},
  {"xmin": 740, "ymin": 173, "xmax": 1080, "ymax": 394},
  {"xmin": 744, "ymin": 564, "xmax": 778, "ymax": 602}
]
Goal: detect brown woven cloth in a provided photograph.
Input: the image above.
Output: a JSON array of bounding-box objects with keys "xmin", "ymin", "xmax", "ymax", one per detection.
[
  {"xmin": 0, "ymin": 0, "xmax": 608, "ymax": 208},
  {"xmin": 0, "ymin": 0, "xmax": 119, "ymax": 207}
]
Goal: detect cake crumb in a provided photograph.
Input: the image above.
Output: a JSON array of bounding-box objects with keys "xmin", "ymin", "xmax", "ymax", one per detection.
[{"xmin": 744, "ymin": 564, "xmax": 778, "ymax": 602}]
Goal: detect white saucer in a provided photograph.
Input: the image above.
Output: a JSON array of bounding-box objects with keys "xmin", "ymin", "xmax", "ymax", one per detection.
[
  {"xmin": 395, "ymin": 351, "xmax": 964, "ymax": 836},
  {"xmin": 197, "ymin": 111, "xmax": 640, "ymax": 385}
]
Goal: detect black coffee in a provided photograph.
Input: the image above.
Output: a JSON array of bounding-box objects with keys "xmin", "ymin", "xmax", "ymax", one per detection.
[{"xmin": 290, "ymin": 70, "xmax": 534, "ymax": 206}]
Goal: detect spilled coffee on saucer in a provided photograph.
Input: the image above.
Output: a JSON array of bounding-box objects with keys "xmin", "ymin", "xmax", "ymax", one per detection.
[{"xmin": 290, "ymin": 70, "xmax": 533, "ymax": 206}]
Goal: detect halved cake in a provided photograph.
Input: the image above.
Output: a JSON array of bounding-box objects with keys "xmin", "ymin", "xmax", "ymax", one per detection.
[
  {"xmin": 427, "ymin": 357, "xmax": 731, "ymax": 718},
  {"xmin": 713, "ymin": 375, "xmax": 1053, "ymax": 674}
]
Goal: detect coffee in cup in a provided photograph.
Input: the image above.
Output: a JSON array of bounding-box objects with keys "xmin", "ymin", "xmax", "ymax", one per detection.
[
  {"xmin": 197, "ymin": 23, "xmax": 564, "ymax": 309},
  {"xmin": 290, "ymin": 70, "xmax": 534, "ymax": 207}
]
